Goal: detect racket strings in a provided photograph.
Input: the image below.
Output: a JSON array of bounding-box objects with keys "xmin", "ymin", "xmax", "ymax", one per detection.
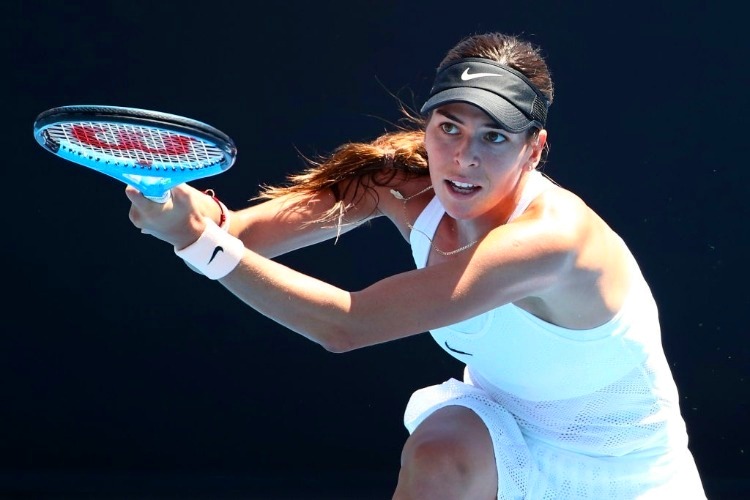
[{"xmin": 46, "ymin": 122, "xmax": 225, "ymax": 170}]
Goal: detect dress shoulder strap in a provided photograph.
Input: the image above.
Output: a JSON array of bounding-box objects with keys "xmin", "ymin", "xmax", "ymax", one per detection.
[{"xmin": 409, "ymin": 196, "xmax": 443, "ymax": 269}]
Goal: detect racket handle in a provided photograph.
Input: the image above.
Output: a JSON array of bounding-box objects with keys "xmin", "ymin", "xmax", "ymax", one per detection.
[{"xmin": 145, "ymin": 190, "xmax": 171, "ymax": 204}]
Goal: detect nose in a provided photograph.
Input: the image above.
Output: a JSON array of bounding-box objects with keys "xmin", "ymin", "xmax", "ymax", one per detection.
[{"xmin": 454, "ymin": 137, "xmax": 479, "ymax": 168}]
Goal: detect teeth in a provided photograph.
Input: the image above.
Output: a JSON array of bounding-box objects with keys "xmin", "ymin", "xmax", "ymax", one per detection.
[{"xmin": 450, "ymin": 180, "xmax": 476, "ymax": 188}]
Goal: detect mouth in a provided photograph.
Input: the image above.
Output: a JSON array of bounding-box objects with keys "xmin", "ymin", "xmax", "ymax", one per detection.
[{"xmin": 446, "ymin": 179, "xmax": 481, "ymax": 195}]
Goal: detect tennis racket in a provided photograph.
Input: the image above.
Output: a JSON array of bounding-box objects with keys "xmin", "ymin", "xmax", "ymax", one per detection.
[{"xmin": 33, "ymin": 105, "xmax": 237, "ymax": 203}]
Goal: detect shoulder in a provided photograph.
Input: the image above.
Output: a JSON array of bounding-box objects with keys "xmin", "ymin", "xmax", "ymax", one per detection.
[
  {"xmin": 497, "ymin": 180, "xmax": 635, "ymax": 326},
  {"xmin": 502, "ymin": 181, "xmax": 594, "ymax": 254},
  {"xmin": 473, "ymin": 182, "xmax": 608, "ymax": 293}
]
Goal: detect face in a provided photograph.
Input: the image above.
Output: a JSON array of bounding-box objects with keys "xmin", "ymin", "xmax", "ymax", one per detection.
[{"xmin": 424, "ymin": 102, "xmax": 545, "ymax": 226}]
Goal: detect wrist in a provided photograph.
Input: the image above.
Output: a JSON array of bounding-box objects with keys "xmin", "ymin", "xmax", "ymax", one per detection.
[
  {"xmin": 174, "ymin": 218, "xmax": 244, "ymax": 279},
  {"xmin": 203, "ymin": 189, "xmax": 230, "ymax": 232}
]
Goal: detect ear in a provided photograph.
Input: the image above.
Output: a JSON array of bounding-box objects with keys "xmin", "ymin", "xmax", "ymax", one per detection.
[{"xmin": 527, "ymin": 129, "xmax": 547, "ymax": 169}]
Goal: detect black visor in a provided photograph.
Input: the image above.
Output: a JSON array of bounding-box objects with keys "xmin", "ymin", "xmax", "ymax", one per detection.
[{"xmin": 421, "ymin": 58, "xmax": 549, "ymax": 133}]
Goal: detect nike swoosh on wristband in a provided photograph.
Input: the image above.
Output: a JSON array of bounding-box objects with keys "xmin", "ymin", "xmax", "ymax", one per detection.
[
  {"xmin": 444, "ymin": 341, "xmax": 473, "ymax": 356},
  {"xmin": 208, "ymin": 246, "xmax": 224, "ymax": 264},
  {"xmin": 460, "ymin": 68, "xmax": 503, "ymax": 81}
]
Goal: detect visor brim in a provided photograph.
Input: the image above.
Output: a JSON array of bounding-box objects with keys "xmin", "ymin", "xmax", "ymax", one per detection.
[{"xmin": 421, "ymin": 87, "xmax": 541, "ymax": 133}]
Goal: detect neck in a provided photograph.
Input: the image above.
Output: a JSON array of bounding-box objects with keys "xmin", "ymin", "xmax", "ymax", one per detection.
[{"xmin": 454, "ymin": 170, "xmax": 538, "ymax": 243}]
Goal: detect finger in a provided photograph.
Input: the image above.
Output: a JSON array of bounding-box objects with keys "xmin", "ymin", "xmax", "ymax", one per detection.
[
  {"xmin": 125, "ymin": 185, "xmax": 143, "ymax": 203},
  {"xmin": 128, "ymin": 205, "xmax": 141, "ymax": 227}
]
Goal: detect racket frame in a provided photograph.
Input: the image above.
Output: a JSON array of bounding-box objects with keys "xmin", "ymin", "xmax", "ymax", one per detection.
[{"xmin": 33, "ymin": 105, "xmax": 237, "ymax": 202}]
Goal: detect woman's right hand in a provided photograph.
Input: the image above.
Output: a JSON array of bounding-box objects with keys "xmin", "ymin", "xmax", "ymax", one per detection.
[{"xmin": 125, "ymin": 183, "xmax": 219, "ymax": 250}]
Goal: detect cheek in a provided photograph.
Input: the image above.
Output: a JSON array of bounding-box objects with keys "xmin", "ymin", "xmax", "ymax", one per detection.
[
  {"xmin": 424, "ymin": 135, "xmax": 451, "ymax": 164},
  {"xmin": 423, "ymin": 133, "xmax": 438, "ymax": 155}
]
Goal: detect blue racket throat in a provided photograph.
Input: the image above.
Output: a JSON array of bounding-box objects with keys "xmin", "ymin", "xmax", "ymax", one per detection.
[{"xmin": 34, "ymin": 105, "xmax": 237, "ymax": 203}]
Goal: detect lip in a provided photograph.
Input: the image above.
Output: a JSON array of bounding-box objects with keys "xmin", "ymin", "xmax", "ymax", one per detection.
[{"xmin": 444, "ymin": 179, "xmax": 482, "ymax": 196}]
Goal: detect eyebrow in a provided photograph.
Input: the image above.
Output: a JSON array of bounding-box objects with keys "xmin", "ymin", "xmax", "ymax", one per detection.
[{"xmin": 434, "ymin": 108, "xmax": 501, "ymax": 130}]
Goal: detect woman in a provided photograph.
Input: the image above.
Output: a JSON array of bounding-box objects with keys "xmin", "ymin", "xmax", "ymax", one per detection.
[{"xmin": 127, "ymin": 32, "xmax": 706, "ymax": 499}]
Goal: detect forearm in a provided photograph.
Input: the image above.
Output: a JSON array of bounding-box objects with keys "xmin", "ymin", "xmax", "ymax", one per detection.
[
  {"xmin": 133, "ymin": 186, "xmax": 407, "ymax": 351},
  {"xmin": 223, "ymin": 190, "xmax": 364, "ymax": 259},
  {"xmin": 219, "ymin": 248, "xmax": 357, "ymax": 352}
]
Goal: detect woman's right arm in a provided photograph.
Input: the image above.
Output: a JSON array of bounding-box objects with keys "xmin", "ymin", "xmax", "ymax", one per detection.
[{"xmin": 226, "ymin": 185, "xmax": 382, "ymax": 259}]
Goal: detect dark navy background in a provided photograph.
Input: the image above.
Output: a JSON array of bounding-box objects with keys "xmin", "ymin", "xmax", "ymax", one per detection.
[{"xmin": 2, "ymin": 1, "xmax": 747, "ymax": 498}]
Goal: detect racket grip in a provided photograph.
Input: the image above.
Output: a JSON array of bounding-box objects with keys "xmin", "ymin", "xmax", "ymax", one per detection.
[{"xmin": 145, "ymin": 190, "xmax": 172, "ymax": 204}]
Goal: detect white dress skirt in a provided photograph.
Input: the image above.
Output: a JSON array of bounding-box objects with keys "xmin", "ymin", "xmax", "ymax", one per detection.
[{"xmin": 404, "ymin": 368, "xmax": 707, "ymax": 500}]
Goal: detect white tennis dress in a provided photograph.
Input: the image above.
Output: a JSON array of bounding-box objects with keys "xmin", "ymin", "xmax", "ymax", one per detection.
[{"xmin": 403, "ymin": 171, "xmax": 706, "ymax": 499}]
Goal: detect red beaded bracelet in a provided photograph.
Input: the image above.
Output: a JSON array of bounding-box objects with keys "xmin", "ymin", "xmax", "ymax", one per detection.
[{"xmin": 203, "ymin": 189, "xmax": 228, "ymax": 230}]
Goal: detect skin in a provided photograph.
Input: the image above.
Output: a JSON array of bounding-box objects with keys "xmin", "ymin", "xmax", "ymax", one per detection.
[{"xmin": 126, "ymin": 102, "xmax": 634, "ymax": 498}]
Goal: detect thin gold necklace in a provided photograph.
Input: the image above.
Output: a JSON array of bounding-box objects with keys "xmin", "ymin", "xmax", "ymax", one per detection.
[{"xmin": 390, "ymin": 185, "xmax": 479, "ymax": 257}]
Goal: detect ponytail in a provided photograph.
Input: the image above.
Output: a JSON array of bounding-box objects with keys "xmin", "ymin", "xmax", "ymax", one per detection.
[{"xmin": 254, "ymin": 125, "xmax": 429, "ymax": 227}]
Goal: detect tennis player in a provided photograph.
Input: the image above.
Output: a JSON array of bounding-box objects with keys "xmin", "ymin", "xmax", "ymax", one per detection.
[{"xmin": 127, "ymin": 32, "xmax": 706, "ymax": 499}]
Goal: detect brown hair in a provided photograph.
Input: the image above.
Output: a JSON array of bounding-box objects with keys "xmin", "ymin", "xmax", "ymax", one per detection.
[{"xmin": 255, "ymin": 32, "xmax": 554, "ymax": 225}]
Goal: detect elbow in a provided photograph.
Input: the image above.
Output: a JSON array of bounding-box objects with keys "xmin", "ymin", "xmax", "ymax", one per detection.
[
  {"xmin": 317, "ymin": 327, "xmax": 362, "ymax": 354},
  {"xmin": 319, "ymin": 341, "xmax": 350, "ymax": 354},
  {"xmin": 319, "ymin": 336, "xmax": 357, "ymax": 354},
  {"xmin": 310, "ymin": 294, "xmax": 373, "ymax": 354}
]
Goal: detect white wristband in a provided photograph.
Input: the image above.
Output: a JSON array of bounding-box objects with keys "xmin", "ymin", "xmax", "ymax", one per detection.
[{"xmin": 174, "ymin": 218, "xmax": 244, "ymax": 279}]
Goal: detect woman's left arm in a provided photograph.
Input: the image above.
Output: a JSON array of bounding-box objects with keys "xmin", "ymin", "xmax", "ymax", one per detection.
[{"xmin": 217, "ymin": 215, "xmax": 575, "ymax": 352}]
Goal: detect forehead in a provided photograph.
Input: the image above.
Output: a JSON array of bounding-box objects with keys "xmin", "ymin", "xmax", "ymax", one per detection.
[{"xmin": 431, "ymin": 102, "xmax": 500, "ymax": 127}]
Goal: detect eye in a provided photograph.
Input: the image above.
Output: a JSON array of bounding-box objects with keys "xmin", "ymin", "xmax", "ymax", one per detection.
[
  {"xmin": 484, "ymin": 131, "xmax": 507, "ymax": 144},
  {"xmin": 439, "ymin": 122, "xmax": 460, "ymax": 135}
]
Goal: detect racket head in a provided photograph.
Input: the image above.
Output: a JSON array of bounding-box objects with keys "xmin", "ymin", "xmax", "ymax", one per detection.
[{"xmin": 33, "ymin": 105, "xmax": 237, "ymax": 200}]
